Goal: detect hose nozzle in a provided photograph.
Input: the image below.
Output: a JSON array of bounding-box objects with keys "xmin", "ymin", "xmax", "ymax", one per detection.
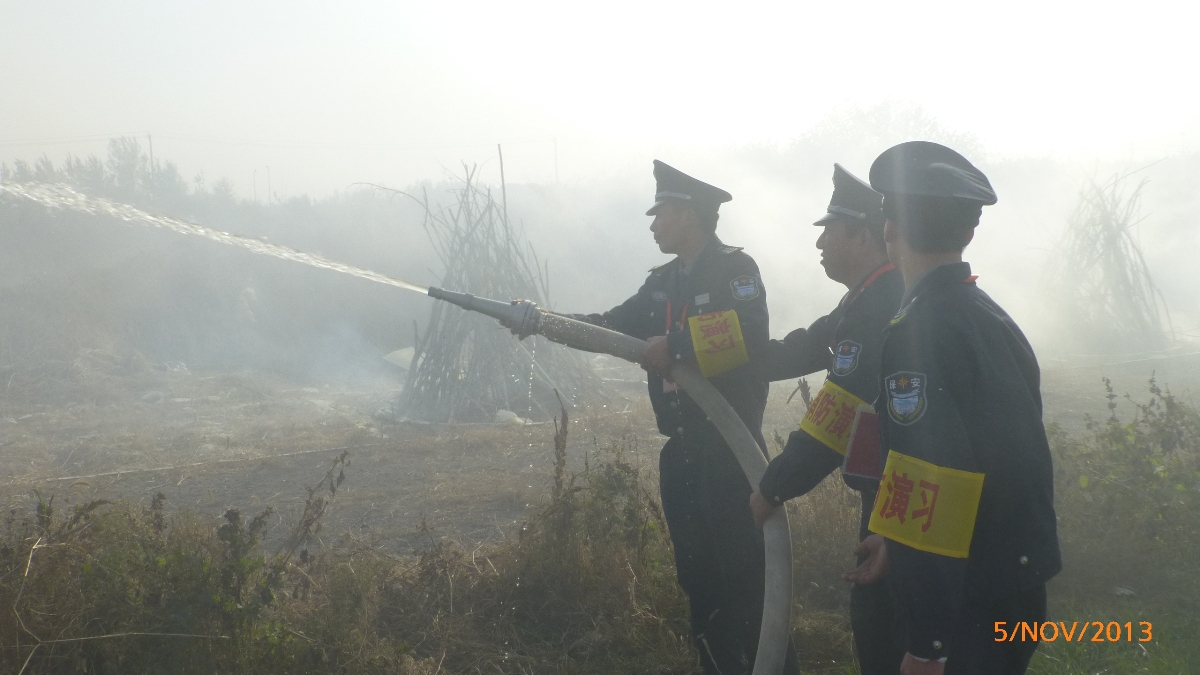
[{"xmin": 427, "ymin": 287, "xmax": 541, "ymax": 338}]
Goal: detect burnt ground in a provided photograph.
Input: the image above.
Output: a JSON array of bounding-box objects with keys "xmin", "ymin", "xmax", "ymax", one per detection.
[
  {"xmin": 2, "ymin": 348, "xmax": 1199, "ymax": 555},
  {"xmin": 0, "ymin": 354, "xmax": 667, "ymax": 554}
]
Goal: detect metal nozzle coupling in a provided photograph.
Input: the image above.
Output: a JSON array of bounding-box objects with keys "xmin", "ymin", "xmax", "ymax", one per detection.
[{"xmin": 426, "ymin": 287, "xmax": 542, "ymax": 338}]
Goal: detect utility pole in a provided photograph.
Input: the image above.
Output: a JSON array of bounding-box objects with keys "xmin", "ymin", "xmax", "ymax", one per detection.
[
  {"xmin": 497, "ymin": 144, "xmax": 509, "ymax": 229},
  {"xmin": 146, "ymin": 133, "xmax": 155, "ymax": 200}
]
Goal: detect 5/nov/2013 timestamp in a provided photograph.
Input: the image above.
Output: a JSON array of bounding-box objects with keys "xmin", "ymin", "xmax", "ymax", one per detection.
[{"xmin": 994, "ymin": 621, "xmax": 1152, "ymax": 643}]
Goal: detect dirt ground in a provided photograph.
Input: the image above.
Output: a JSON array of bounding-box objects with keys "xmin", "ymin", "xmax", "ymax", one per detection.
[{"xmin": 3, "ymin": 348, "xmax": 1199, "ymax": 555}]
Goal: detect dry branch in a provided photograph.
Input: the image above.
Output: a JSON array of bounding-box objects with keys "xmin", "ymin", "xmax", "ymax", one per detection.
[{"xmin": 388, "ymin": 165, "xmax": 601, "ymax": 422}]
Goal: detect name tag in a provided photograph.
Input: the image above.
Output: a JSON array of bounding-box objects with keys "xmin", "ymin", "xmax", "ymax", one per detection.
[{"xmin": 694, "ymin": 293, "xmax": 710, "ymax": 306}]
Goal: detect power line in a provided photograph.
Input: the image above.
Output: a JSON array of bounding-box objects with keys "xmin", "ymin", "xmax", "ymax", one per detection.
[{"xmin": 0, "ymin": 132, "xmax": 559, "ymax": 153}]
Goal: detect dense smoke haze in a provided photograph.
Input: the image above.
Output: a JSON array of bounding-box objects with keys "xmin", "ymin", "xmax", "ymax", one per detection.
[{"xmin": 2, "ymin": 3, "xmax": 1200, "ymax": 673}]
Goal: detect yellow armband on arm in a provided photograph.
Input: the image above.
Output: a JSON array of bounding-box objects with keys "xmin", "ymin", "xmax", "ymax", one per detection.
[
  {"xmin": 799, "ymin": 380, "xmax": 869, "ymax": 456},
  {"xmin": 868, "ymin": 450, "xmax": 985, "ymax": 558},
  {"xmin": 688, "ymin": 310, "xmax": 749, "ymax": 378}
]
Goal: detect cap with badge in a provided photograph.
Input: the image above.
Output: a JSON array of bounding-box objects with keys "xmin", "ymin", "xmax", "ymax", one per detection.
[
  {"xmin": 646, "ymin": 160, "xmax": 733, "ymax": 216},
  {"xmin": 868, "ymin": 141, "xmax": 997, "ymax": 205},
  {"xmin": 814, "ymin": 163, "xmax": 884, "ymax": 228}
]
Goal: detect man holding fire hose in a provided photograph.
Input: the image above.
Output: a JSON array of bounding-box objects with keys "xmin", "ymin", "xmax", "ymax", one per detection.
[
  {"xmin": 748, "ymin": 163, "xmax": 906, "ymax": 675},
  {"xmin": 544, "ymin": 160, "xmax": 800, "ymax": 675}
]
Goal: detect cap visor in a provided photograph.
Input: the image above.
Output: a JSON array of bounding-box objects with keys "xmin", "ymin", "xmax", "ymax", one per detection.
[
  {"xmin": 645, "ymin": 200, "xmax": 669, "ymax": 216},
  {"xmin": 813, "ymin": 212, "xmax": 845, "ymax": 226}
]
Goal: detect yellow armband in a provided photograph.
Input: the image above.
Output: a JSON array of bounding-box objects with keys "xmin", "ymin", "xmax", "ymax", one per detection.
[
  {"xmin": 688, "ymin": 310, "xmax": 749, "ymax": 378},
  {"xmin": 799, "ymin": 380, "xmax": 868, "ymax": 456},
  {"xmin": 868, "ymin": 450, "xmax": 985, "ymax": 558}
]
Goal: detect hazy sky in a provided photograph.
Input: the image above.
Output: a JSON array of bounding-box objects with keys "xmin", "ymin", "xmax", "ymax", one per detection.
[{"xmin": 3, "ymin": 0, "xmax": 1199, "ymax": 197}]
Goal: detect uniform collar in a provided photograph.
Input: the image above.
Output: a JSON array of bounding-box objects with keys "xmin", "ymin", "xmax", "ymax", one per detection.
[
  {"xmin": 853, "ymin": 262, "xmax": 895, "ymax": 294},
  {"xmin": 680, "ymin": 235, "xmax": 722, "ymax": 276},
  {"xmin": 840, "ymin": 262, "xmax": 896, "ymax": 309},
  {"xmin": 901, "ymin": 261, "xmax": 973, "ymax": 306}
]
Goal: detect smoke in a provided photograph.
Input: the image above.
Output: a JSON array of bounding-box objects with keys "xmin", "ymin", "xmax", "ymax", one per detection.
[
  {"xmin": 3, "ymin": 105, "xmax": 1197, "ymax": 393},
  {"xmin": 499, "ymin": 106, "xmax": 1199, "ymax": 358}
]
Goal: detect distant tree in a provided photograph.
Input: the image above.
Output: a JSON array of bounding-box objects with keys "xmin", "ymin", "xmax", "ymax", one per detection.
[
  {"xmin": 154, "ymin": 160, "xmax": 190, "ymax": 205},
  {"xmin": 62, "ymin": 154, "xmax": 109, "ymax": 194},
  {"xmin": 106, "ymin": 136, "xmax": 147, "ymax": 198},
  {"xmin": 33, "ymin": 155, "xmax": 58, "ymax": 182},
  {"xmin": 10, "ymin": 159, "xmax": 33, "ymax": 182}
]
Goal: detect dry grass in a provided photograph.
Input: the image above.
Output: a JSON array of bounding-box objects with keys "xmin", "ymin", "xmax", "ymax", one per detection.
[{"xmin": 1, "ymin": 349, "xmax": 1199, "ymax": 673}]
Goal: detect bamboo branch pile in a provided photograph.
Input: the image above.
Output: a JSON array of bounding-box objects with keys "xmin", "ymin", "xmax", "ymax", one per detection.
[
  {"xmin": 398, "ymin": 165, "xmax": 601, "ymax": 423},
  {"xmin": 1051, "ymin": 173, "xmax": 1172, "ymax": 353}
]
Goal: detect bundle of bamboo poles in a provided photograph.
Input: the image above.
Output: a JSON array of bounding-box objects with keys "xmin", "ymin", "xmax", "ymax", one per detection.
[
  {"xmin": 1051, "ymin": 172, "xmax": 1171, "ymax": 353},
  {"xmin": 397, "ymin": 163, "xmax": 601, "ymax": 423}
]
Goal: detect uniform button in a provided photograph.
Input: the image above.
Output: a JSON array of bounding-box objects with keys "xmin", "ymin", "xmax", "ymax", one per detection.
[
  {"xmin": 676, "ymin": 427, "xmax": 684, "ymax": 434},
  {"xmin": 932, "ymin": 640, "xmax": 943, "ymax": 650},
  {"xmin": 675, "ymin": 354, "xmax": 682, "ymax": 360},
  {"xmin": 1019, "ymin": 555, "xmax": 1029, "ymax": 565}
]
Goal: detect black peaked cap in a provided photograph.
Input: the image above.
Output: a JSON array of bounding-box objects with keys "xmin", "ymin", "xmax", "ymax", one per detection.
[
  {"xmin": 646, "ymin": 160, "xmax": 733, "ymax": 216},
  {"xmin": 814, "ymin": 163, "xmax": 884, "ymax": 227},
  {"xmin": 869, "ymin": 141, "xmax": 997, "ymax": 205}
]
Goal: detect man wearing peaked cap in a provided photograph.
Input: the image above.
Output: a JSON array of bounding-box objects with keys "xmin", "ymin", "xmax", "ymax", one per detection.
[
  {"xmin": 545, "ymin": 161, "xmax": 798, "ymax": 674},
  {"xmin": 862, "ymin": 141, "xmax": 1061, "ymax": 674},
  {"xmin": 645, "ymin": 159, "xmax": 734, "ymax": 216},
  {"xmin": 749, "ymin": 164, "xmax": 906, "ymax": 674},
  {"xmin": 869, "ymin": 140, "xmax": 998, "ymax": 205}
]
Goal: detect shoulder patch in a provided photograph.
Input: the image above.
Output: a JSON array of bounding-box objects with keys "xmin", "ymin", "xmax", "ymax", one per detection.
[
  {"xmin": 730, "ymin": 275, "xmax": 760, "ymax": 301},
  {"xmin": 889, "ymin": 303, "xmax": 911, "ymax": 326},
  {"xmin": 719, "ymin": 245, "xmax": 744, "ymax": 254},
  {"xmin": 831, "ymin": 340, "xmax": 862, "ymax": 376},
  {"xmin": 885, "ymin": 371, "xmax": 927, "ymax": 425},
  {"xmin": 651, "ymin": 291, "xmax": 668, "ymax": 302}
]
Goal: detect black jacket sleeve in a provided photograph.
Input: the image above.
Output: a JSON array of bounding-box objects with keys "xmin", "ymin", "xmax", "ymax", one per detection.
[
  {"xmin": 758, "ymin": 430, "xmax": 843, "ymax": 504},
  {"xmin": 758, "ymin": 273, "xmax": 901, "ymax": 504},
  {"xmin": 758, "ymin": 313, "xmax": 837, "ymax": 382}
]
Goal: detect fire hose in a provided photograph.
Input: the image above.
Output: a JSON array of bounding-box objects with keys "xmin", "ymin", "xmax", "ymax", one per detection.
[{"xmin": 427, "ymin": 287, "xmax": 793, "ymax": 675}]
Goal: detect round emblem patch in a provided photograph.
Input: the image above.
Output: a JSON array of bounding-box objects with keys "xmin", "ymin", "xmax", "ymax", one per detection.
[
  {"xmin": 885, "ymin": 371, "xmax": 927, "ymax": 425},
  {"xmin": 730, "ymin": 275, "xmax": 760, "ymax": 301},
  {"xmin": 651, "ymin": 291, "xmax": 668, "ymax": 302},
  {"xmin": 831, "ymin": 340, "xmax": 862, "ymax": 376}
]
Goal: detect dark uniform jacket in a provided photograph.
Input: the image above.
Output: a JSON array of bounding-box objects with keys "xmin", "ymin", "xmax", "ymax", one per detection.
[
  {"xmin": 757, "ymin": 264, "xmax": 903, "ymax": 530},
  {"xmin": 564, "ymin": 236, "xmax": 770, "ymax": 438},
  {"xmin": 869, "ymin": 262, "xmax": 1062, "ymax": 660}
]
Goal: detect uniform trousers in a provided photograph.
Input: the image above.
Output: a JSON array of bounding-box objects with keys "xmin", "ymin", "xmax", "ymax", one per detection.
[
  {"xmin": 659, "ymin": 428, "xmax": 799, "ymax": 675},
  {"xmin": 851, "ymin": 494, "xmax": 905, "ymax": 675},
  {"xmin": 944, "ymin": 584, "xmax": 1047, "ymax": 674},
  {"xmin": 851, "ymin": 570, "xmax": 905, "ymax": 674}
]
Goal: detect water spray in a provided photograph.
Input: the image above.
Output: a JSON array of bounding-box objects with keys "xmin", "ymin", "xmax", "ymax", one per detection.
[{"xmin": 2, "ymin": 182, "xmax": 794, "ymax": 674}]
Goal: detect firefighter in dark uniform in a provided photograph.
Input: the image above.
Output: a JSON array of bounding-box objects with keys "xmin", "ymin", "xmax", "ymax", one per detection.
[
  {"xmin": 860, "ymin": 141, "xmax": 1061, "ymax": 675},
  {"xmin": 558, "ymin": 161, "xmax": 799, "ymax": 675},
  {"xmin": 747, "ymin": 164, "xmax": 906, "ymax": 675}
]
